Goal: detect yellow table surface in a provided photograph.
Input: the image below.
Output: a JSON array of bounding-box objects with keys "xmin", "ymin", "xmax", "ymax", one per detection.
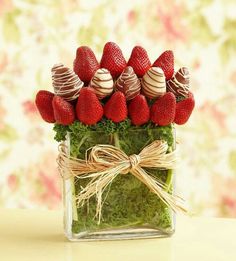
[{"xmin": 0, "ymin": 209, "xmax": 236, "ymax": 261}]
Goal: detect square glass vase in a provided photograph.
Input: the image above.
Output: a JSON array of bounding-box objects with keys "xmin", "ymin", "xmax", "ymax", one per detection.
[{"xmin": 63, "ymin": 125, "xmax": 176, "ymax": 241}]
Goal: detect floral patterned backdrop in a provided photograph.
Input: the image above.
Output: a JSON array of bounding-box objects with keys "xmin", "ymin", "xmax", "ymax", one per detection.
[{"xmin": 0, "ymin": 0, "xmax": 236, "ymax": 217}]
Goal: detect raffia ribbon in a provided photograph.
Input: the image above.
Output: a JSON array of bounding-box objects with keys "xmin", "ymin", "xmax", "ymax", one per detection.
[{"xmin": 57, "ymin": 140, "xmax": 187, "ymax": 224}]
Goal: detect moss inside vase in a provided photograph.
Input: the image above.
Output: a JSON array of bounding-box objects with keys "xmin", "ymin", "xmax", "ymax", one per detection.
[{"xmin": 54, "ymin": 120, "xmax": 175, "ymax": 234}]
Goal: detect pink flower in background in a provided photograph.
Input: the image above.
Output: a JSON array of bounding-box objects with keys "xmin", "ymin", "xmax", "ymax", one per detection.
[
  {"xmin": 127, "ymin": 10, "xmax": 137, "ymax": 26},
  {"xmin": 36, "ymin": 171, "xmax": 61, "ymax": 209},
  {"xmin": 3, "ymin": 150, "xmax": 60, "ymax": 209},
  {"xmin": 25, "ymin": 151, "xmax": 61, "ymax": 209},
  {"xmin": 155, "ymin": 0, "xmax": 189, "ymax": 43},
  {"xmin": 22, "ymin": 100, "xmax": 38, "ymax": 116},
  {"xmin": 22, "ymin": 100, "xmax": 40, "ymax": 122},
  {"xmin": 0, "ymin": 0, "xmax": 13, "ymax": 16},
  {"xmin": 7, "ymin": 174, "xmax": 18, "ymax": 192},
  {"xmin": 213, "ymin": 175, "xmax": 236, "ymax": 217},
  {"xmin": 222, "ymin": 196, "xmax": 236, "ymax": 217},
  {"xmin": 37, "ymin": 159, "xmax": 60, "ymax": 208}
]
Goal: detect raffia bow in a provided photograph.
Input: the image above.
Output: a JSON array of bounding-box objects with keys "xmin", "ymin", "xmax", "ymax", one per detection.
[{"xmin": 57, "ymin": 140, "xmax": 187, "ymax": 224}]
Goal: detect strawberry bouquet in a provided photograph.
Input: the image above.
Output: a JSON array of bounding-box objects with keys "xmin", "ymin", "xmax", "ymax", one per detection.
[{"xmin": 35, "ymin": 42, "xmax": 194, "ymax": 241}]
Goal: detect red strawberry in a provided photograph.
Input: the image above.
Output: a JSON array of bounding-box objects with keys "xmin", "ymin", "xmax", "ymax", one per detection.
[
  {"xmin": 35, "ymin": 90, "xmax": 55, "ymax": 123},
  {"xmin": 174, "ymin": 92, "xmax": 195, "ymax": 125},
  {"xmin": 153, "ymin": 50, "xmax": 174, "ymax": 80},
  {"xmin": 100, "ymin": 42, "xmax": 126, "ymax": 78},
  {"xmin": 76, "ymin": 87, "xmax": 103, "ymax": 125},
  {"xmin": 52, "ymin": 96, "xmax": 75, "ymax": 125},
  {"xmin": 150, "ymin": 92, "xmax": 176, "ymax": 126},
  {"xmin": 104, "ymin": 91, "xmax": 127, "ymax": 123},
  {"xmin": 128, "ymin": 94, "xmax": 150, "ymax": 126},
  {"xmin": 73, "ymin": 46, "xmax": 99, "ymax": 84},
  {"xmin": 127, "ymin": 46, "xmax": 151, "ymax": 77}
]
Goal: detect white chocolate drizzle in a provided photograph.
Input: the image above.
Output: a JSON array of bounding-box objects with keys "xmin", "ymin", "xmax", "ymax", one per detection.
[
  {"xmin": 52, "ymin": 63, "xmax": 84, "ymax": 101},
  {"xmin": 90, "ymin": 68, "xmax": 113, "ymax": 99},
  {"xmin": 167, "ymin": 67, "xmax": 190, "ymax": 97},
  {"xmin": 116, "ymin": 66, "xmax": 141, "ymax": 100},
  {"xmin": 141, "ymin": 67, "xmax": 166, "ymax": 99}
]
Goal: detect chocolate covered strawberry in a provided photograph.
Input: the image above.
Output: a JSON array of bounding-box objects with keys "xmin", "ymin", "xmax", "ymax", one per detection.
[
  {"xmin": 128, "ymin": 94, "xmax": 150, "ymax": 126},
  {"xmin": 174, "ymin": 92, "xmax": 195, "ymax": 125},
  {"xmin": 153, "ymin": 50, "xmax": 174, "ymax": 80},
  {"xmin": 127, "ymin": 46, "xmax": 151, "ymax": 77},
  {"xmin": 104, "ymin": 91, "xmax": 127, "ymax": 123},
  {"xmin": 73, "ymin": 46, "xmax": 99, "ymax": 84},
  {"xmin": 76, "ymin": 87, "xmax": 103, "ymax": 125},
  {"xmin": 150, "ymin": 92, "xmax": 176, "ymax": 126},
  {"xmin": 52, "ymin": 96, "xmax": 75, "ymax": 125},
  {"xmin": 100, "ymin": 42, "xmax": 126, "ymax": 78},
  {"xmin": 35, "ymin": 90, "xmax": 55, "ymax": 123}
]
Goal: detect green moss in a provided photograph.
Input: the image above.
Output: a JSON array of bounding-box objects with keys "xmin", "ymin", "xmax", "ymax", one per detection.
[
  {"xmin": 53, "ymin": 124, "xmax": 69, "ymax": 142},
  {"xmin": 53, "ymin": 120, "xmax": 175, "ymax": 234}
]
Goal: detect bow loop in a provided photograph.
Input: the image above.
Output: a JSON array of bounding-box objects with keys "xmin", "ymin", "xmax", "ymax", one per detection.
[{"xmin": 88, "ymin": 144, "xmax": 128, "ymax": 165}]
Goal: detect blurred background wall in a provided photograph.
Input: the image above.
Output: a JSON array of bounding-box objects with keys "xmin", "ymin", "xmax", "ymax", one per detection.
[{"xmin": 0, "ymin": 0, "xmax": 236, "ymax": 217}]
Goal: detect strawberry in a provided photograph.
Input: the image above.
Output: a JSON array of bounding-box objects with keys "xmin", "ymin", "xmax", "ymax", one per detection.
[
  {"xmin": 104, "ymin": 91, "xmax": 127, "ymax": 123},
  {"xmin": 73, "ymin": 46, "xmax": 99, "ymax": 84},
  {"xmin": 150, "ymin": 92, "xmax": 176, "ymax": 126},
  {"xmin": 127, "ymin": 46, "xmax": 151, "ymax": 77},
  {"xmin": 128, "ymin": 94, "xmax": 150, "ymax": 126},
  {"xmin": 52, "ymin": 96, "xmax": 75, "ymax": 125},
  {"xmin": 100, "ymin": 42, "xmax": 126, "ymax": 78},
  {"xmin": 153, "ymin": 50, "xmax": 174, "ymax": 80},
  {"xmin": 35, "ymin": 90, "xmax": 55, "ymax": 123},
  {"xmin": 174, "ymin": 92, "xmax": 195, "ymax": 125},
  {"xmin": 76, "ymin": 87, "xmax": 103, "ymax": 125}
]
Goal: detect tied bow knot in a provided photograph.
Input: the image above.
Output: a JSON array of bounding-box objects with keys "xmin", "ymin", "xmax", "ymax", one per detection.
[
  {"xmin": 120, "ymin": 154, "xmax": 141, "ymax": 175},
  {"xmin": 128, "ymin": 154, "xmax": 141, "ymax": 172}
]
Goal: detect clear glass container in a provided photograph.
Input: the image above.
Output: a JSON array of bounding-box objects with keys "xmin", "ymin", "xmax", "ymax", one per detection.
[{"xmin": 63, "ymin": 125, "xmax": 175, "ymax": 241}]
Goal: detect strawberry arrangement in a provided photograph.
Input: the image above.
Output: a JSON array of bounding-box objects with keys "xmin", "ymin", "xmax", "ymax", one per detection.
[
  {"xmin": 35, "ymin": 43, "xmax": 195, "ymax": 239},
  {"xmin": 35, "ymin": 42, "xmax": 195, "ymax": 128}
]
